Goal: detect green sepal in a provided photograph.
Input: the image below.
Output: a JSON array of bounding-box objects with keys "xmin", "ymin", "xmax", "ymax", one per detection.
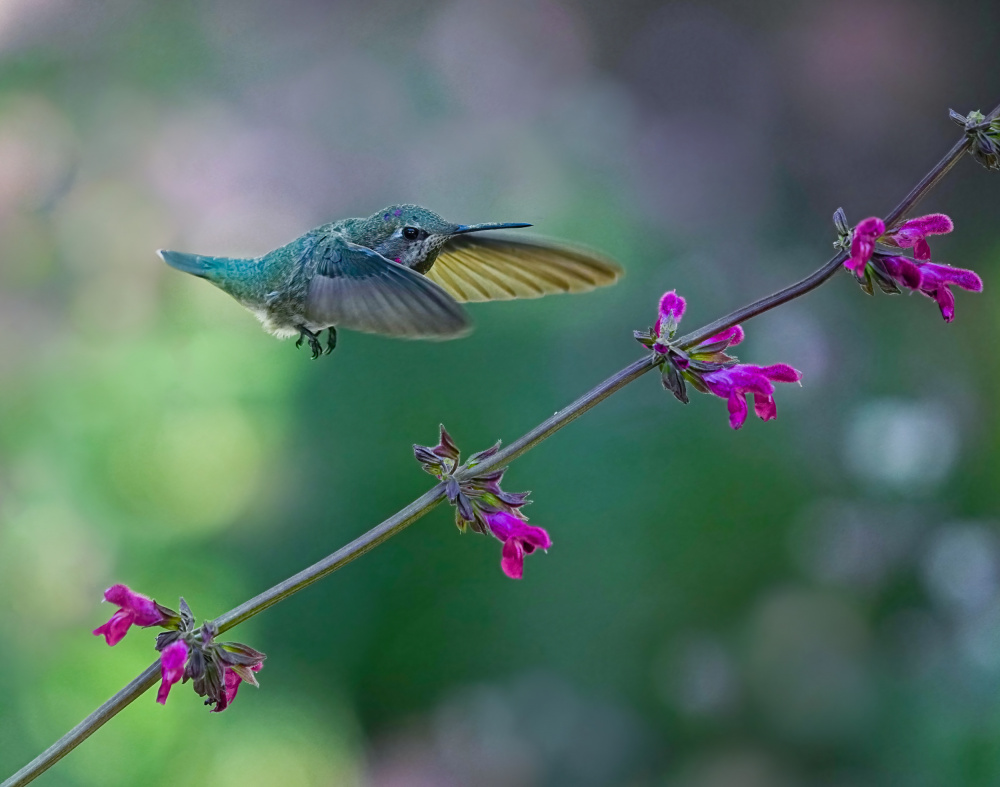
[
  {"xmin": 661, "ymin": 362, "xmax": 688, "ymax": 404},
  {"xmin": 219, "ymin": 642, "xmax": 267, "ymax": 666},
  {"xmin": 229, "ymin": 663, "xmax": 260, "ymax": 688},
  {"xmin": 855, "ymin": 267, "xmax": 875, "ymax": 296},
  {"xmin": 870, "ymin": 263, "xmax": 901, "ymax": 294},
  {"xmin": 685, "ymin": 370, "xmax": 711, "ymax": 395}
]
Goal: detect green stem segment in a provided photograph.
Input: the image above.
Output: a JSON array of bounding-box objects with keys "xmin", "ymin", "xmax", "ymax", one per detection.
[
  {"xmin": 215, "ymin": 487, "xmax": 447, "ymax": 633},
  {"xmin": 2, "ymin": 666, "xmax": 161, "ymax": 787},
  {"xmin": 5, "ymin": 102, "xmax": 996, "ymax": 787}
]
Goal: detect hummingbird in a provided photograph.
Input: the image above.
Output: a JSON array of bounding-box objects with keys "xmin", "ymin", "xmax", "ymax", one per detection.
[{"xmin": 159, "ymin": 204, "xmax": 622, "ymax": 358}]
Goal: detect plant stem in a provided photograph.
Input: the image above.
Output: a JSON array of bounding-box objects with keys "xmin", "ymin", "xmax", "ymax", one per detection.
[
  {"xmin": 453, "ymin": 356, "xmax": 657, "ymax": 478},
  {"xmin": 674, "ymin": 100, "xmax": 1000, "ymax": 351},
  {"xmin": 6, "ymin": 103, "xmax": 995, "ymax": 787},
  {"xmin": 2, "ymin": 665, "xmax": 160, "ymax": 787},
  {"xmin": 214, "ymin": 486, "xmax": 447, "ymax": 633}
]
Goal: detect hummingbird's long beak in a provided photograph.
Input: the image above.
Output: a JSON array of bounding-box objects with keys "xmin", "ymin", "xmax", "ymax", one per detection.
[{"xmin": 451, "ymin": 221, "xmax": 532, "ymax": 235}]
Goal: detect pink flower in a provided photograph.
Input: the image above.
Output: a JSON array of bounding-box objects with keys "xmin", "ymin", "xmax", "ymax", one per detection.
[
  {"xmin": 211, "ymin": 663, "xmax": 263, "ymax": 713},
  {"xmin": 888, "ymin": 213, "xmax": 954, "ymax": 261},
  {"xmin": 704, "ymin": 324, "xmax": 745, "ymax": 347},
  {"xmin": 653, "ymin": 290, "xmax": 687, "ymax": 352},
  {"xmin": 93, "ymin": 584, "xmax": 167, "ymax": 646},
  {"xmin": 156, "ymin": 640, "xmax": 189, "ymax": 705},
  {"xmin": 483, "ymin": 510, "xmax": 552, "ymax": 580},
  {"xmin": 879, "ymin": 255, "xmax": 923, "ymax": 290},
  {"xmin": 702, "ymin": 364, "xmax": 803, "ymax": 430},
  {"xmin": 910, "ymin": 262, "xmax": 984, "ymax": 322},
  {"xmin": 846, "ymin": 214, "xmax": 955, "ymax": 276},
  {"xmin": 414, "ymin": 426, "xmax": 547, "ymax": 577},
  {"xmin": 843, "ymin": 213, "xmax": 982, "ymax": 321},
  {"xmin": 639, "ymin": 290, "xmax": 800, "ymax": 426},
  {"xmin": 846, "ymin": 217, "xmax": 885, "ymax": 276},
  {"xmin": 652, "ymin": 290, "xmax": 745, "ymax": 355},
  {"xmin": 879, "ymin": 254, "xmax": 982, "ymax": 322}
]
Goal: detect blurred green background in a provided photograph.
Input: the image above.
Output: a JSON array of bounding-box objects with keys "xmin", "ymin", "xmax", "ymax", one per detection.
[{"xmin": 2, "ymin": 1, "xmax": 1000, "ymax": 785}]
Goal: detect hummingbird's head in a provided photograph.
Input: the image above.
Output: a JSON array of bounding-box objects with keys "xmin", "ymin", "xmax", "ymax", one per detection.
[{"xmin": 363, "ymin": 204, "xmax": 531, "ymax": 274}]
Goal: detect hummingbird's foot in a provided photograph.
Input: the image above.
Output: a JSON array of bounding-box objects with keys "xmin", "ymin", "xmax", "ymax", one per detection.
[
  {"xmin": 295, "ymin": 326, "xmax": 324, "ymax": 360},
  {"xmin": 325, "ymin": 327, "xmax": 337, "ymax": 355}
]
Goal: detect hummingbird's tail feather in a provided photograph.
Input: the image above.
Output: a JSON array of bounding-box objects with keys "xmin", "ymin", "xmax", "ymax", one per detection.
[{"xmin": 158, "ymin": 250, "xmax": 234, "ymax": 279}]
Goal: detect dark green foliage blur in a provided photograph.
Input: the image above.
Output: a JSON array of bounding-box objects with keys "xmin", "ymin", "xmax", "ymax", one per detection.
[{"xmin": 2, "ymin": 1, "xmax": 1000, "ymax": 785}]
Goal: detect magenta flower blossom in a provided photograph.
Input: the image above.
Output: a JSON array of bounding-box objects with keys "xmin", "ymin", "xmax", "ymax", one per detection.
[
  {"xmin": 212, "ymin": 663, "xmax": 263, "ymax": 713},
  {"xmin": 908, "ymin": 261, "xmax": 983, "ymax": 322},
  {"xmin": 878, "ymin": 255, "xmax": 923, "ymax": 290},
  {"xmin": 156, "ymin": 640, "xmax": 189, "ymax": 705},
  {"xmin": 650, "ymin": 289, "xmax": 745, "ymax": 356},
  {"xmin": 638, "ymin": 290, "xmax": 800, "ymax": 428},
  {"xmin": 415, "ymin": 426, "xmax": 549, "ymax": 579},
  {"xmin": 93, "ymin": 584, "xmax": 169, "ymax": 646},
  {"xmin": 880, "ymin": 252, "xmax": 983, "ymax": 321},
  {"xmin": 93, "ymin": 591, "xmax": 265, "ymax": 711},
  {"xmin": 840, "ymin": 212, "xmax": 983, "ymax": 321},
  {"xmin": 846, "ymin": 216, "xmax": 885, "ymax": 276},
  {"xmin": 845, "ymin": 214, "xmax": 954, "ymax": 274},
  {"xmin": 702, "ymin": 364, "xmax": 803, "ymax": 430},
  {"xmin": 483, "ymin": 509, "xmax": 552, "ymax": 579},
  {"xmin": 653, "ymin": 290, "xmax": 687, "ymax": 352},
  {"xmin": 704, "ymin": 323, "xmax": 745, "ymax": 348},
  {"xmin": 654, "ymin": 290, "xmax": 686, "ymax": 331},
  {"xmin": 888, "ymin": 213, "xmax": 954, "ymax": 261}
]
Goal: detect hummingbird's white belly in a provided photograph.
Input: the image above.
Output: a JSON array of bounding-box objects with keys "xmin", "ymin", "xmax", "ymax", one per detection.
[{"xmin": 251, "ymin": 306, "xmax": 327, "ymax": 339}]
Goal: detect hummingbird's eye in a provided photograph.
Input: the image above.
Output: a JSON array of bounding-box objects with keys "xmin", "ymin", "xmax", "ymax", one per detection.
[{"xmin": 402, "ymin": 226, "xmax": 424, "ymax": 241}]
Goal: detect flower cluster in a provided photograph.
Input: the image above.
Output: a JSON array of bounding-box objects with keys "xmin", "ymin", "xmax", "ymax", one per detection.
[
  {"xmin": 837, "ymin": 209, "xmax": 983, "ymax": 322},
  {"xmin": 92, "ymin": 583, "xmax": 180, "ymax": 645},
  {"xmin": 636, "ymin": 292, "xmax": 802, "ymax": 430},
  {"xmin": 951, "ymin": 108, "xmax": 1000, "ymax": 171},
  {"xmin": 414, "ymin": 426, "xmax": 551, "ymax": 579},
  {"xmin": 93, "ymin": 585, "xmax": 265, "ymax": 711}
]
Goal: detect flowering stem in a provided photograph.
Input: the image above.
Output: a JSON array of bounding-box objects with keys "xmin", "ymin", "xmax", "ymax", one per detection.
[
  {"xmin": 5, "ymin": 102, "xmax": 996, "ymax": 787},
  {"xmin": 674, "ymin": 100, "xmax": 1000, "ymax": 350}
]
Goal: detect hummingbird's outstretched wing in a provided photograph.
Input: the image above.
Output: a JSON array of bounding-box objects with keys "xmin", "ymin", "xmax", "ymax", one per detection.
[
  {"xmin": 425, "ymin": 235, "xmax": 623, "ymax": 303},
  {"xmin": 305, "ymin": 238, "xmax": 470, "ymax": 339}
]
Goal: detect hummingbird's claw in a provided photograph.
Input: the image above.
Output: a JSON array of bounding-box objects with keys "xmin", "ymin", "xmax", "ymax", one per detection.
[
  {"xmin": 296, "ymin": 326, "xmax": 325, "ymax": 360},
  {"xmin": 325, "ymin": 327, "xmax": 337, "ymax": 355}
]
